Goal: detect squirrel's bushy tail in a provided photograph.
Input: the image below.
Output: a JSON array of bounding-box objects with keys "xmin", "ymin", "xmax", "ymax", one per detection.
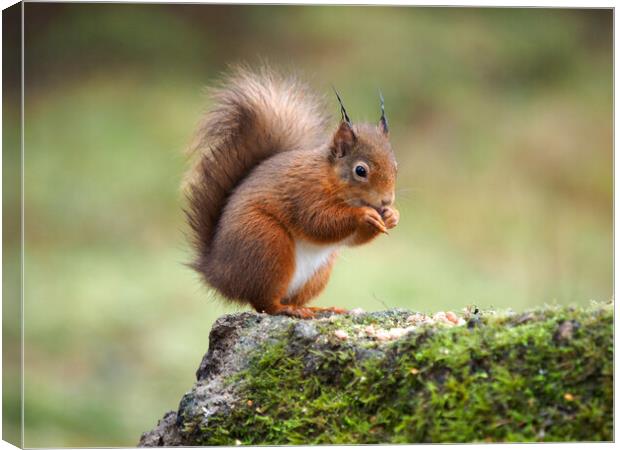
[{"xmin": 184, "ymin": 66, "xmax": 328, "ymax": 263}]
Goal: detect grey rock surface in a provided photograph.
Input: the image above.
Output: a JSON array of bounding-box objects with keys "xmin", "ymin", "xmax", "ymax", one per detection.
[
  {"xmin": 139, "ymin": 312, "xmax": 310, "ymax": 446},
  {"xmin": 138, "ymin": 309, "xmax": 417, "ymax": 446}
]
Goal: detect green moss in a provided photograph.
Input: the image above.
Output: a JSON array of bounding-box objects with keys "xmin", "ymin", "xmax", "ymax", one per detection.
[{"xmin": 184, "ymin": 304, "xmax": 612, "ymax": 444}]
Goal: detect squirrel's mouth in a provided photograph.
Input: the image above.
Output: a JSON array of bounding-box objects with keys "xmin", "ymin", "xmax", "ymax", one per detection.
[{"xmin": 358, "ymin": 199, "xmax": 383, "ymax": 213}]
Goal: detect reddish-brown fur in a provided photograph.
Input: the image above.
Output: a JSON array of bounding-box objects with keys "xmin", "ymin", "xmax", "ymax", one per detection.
[{"xmin": 184, "ymin": 67, "xmax": 399, "ymax": 318}]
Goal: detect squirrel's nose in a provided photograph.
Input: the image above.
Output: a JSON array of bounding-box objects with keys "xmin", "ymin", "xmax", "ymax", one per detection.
[{"xmin": 381, "ymin": 194, "xmax": 394, "ymax": 207}]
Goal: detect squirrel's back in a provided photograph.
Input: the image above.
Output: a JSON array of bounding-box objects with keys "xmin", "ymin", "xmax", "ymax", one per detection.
[{"xmin": 184, "ymin": 67, "xmax": 329, "ymax": 272}]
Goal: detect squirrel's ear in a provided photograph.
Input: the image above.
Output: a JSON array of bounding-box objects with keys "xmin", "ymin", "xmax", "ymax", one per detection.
[{"xmin": 331, "ymin": 121, "xmax": 356, "ymax": 158}]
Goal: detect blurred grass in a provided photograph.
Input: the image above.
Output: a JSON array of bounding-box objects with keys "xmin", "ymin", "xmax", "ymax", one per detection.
[{"xmin": 7, "ymin": 4, "xmax": 612, "ymax": 446}]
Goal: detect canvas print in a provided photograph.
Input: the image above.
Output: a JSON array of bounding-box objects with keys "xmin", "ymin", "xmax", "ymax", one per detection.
[{"xmin": 2, "ymin": 3, "xmax": 613, "ymax": 446}]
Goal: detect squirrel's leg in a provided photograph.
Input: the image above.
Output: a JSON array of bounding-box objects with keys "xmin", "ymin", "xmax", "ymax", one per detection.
[
  {"xmin": 221, "ymin": 212, "xmax": 299, "ymax": 317},
  {"xmin": 285, "ymin": 255, "xmax": 348, "ymax": 315},
  {"xmin": 347, "ymin": 207, "xmax": 388, "ymax": 246},
  {"xmin": 348, "ymin": 226, "xmax": 381, "ymax": 246},
  {"xmin": 239, "ymin": 216, "xmax": 318, "ymax": 319},
  {"xmin": 297, "ymin": 204, "xmax": 389, "ymax": 245},
  {"xmin": 296, "ymin": 203, "xmax": 362, "ymax": 243}
]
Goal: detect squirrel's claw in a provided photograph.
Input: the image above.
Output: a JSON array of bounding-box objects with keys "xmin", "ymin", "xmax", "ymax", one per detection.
[
  {"xmin": 271, "ymin": 306, "xmax": 317, "ymax": 319},
  {"xmin": 363, "ymin": 208, "xmax": 388, "ymax": 234},
  {"xmin": 308, "ymin": 306, "xmax": 349, "ymax": 315},
  {"xmin": 265, "ymin": 305, "xmax": 347, "ymax": 320},
  {"xmin": 381, "ymin": 206, "xmax": 400, "ymax": 230}
]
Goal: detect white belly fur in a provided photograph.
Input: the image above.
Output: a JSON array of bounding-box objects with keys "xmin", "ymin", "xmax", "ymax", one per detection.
[{"xmin": 286, "ymin": 239, "xmax": 340, "ymax": 298}]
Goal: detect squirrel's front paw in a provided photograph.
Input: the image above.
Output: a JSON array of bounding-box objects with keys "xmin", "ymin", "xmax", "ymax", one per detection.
[
  {"xmin": 381, "ymin": 206, "xmax": 400, "ymax": 229},
  {"xmin": 362, "ymin": 207, "xmax": 388, "ymax": 234}
]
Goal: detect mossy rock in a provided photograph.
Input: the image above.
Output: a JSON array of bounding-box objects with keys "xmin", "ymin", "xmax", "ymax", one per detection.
[{"xmin": 139, "ymin": 303, "xmax": 613, "ymax": 445}]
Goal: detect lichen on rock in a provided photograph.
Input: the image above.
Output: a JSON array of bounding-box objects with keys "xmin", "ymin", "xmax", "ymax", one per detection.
[{"xmin": 139, "ymin": 303, "xmax": 613, "ymax": 445}]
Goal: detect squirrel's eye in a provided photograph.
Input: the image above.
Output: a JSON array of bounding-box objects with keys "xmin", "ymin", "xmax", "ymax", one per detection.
[{"xmin": 355, "ymin": 165, "xmax": 367, "ymax": 178}]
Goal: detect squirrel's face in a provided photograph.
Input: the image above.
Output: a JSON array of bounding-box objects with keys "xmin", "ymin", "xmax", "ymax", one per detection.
[{"xmin": 329, "ymin": 122, "xmax": 397, "ymax": 211}]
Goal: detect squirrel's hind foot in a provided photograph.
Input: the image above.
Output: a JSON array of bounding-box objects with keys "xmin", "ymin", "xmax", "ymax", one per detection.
[
  {"xmin": 261, "ymin": 305, "xmax": 348, "ymax": 319},
  {"xmin": 271, "ymin": 306, "xmax": 317, "ymax": 319},
  {"xmin": 308, "ymin": 306, "xmax": 349, "ymax": 315}
]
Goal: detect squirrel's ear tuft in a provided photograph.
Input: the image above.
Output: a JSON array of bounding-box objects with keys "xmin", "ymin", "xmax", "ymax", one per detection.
[
  {"xmin": 330, "ymin": 87, "xmax": 356, "ymax": 158},
  {"xmin": 378, "ymin": 90, "xmax": 389, "ymax": 136},
  {"xmin": 331, "ymin": 121, "xmax": 356, "ymax": 158}
]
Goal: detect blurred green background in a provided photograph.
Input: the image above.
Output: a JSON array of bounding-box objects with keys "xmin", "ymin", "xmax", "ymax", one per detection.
[{"xmin": 4, "ymin": 4, "xmax": 612, "ymax": 447}]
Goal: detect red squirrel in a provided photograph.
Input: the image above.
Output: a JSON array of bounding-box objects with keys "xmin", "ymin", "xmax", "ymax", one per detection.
[{"xmin": 184, "ymin": 67, "xmax": 399, "ymax": 319}]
